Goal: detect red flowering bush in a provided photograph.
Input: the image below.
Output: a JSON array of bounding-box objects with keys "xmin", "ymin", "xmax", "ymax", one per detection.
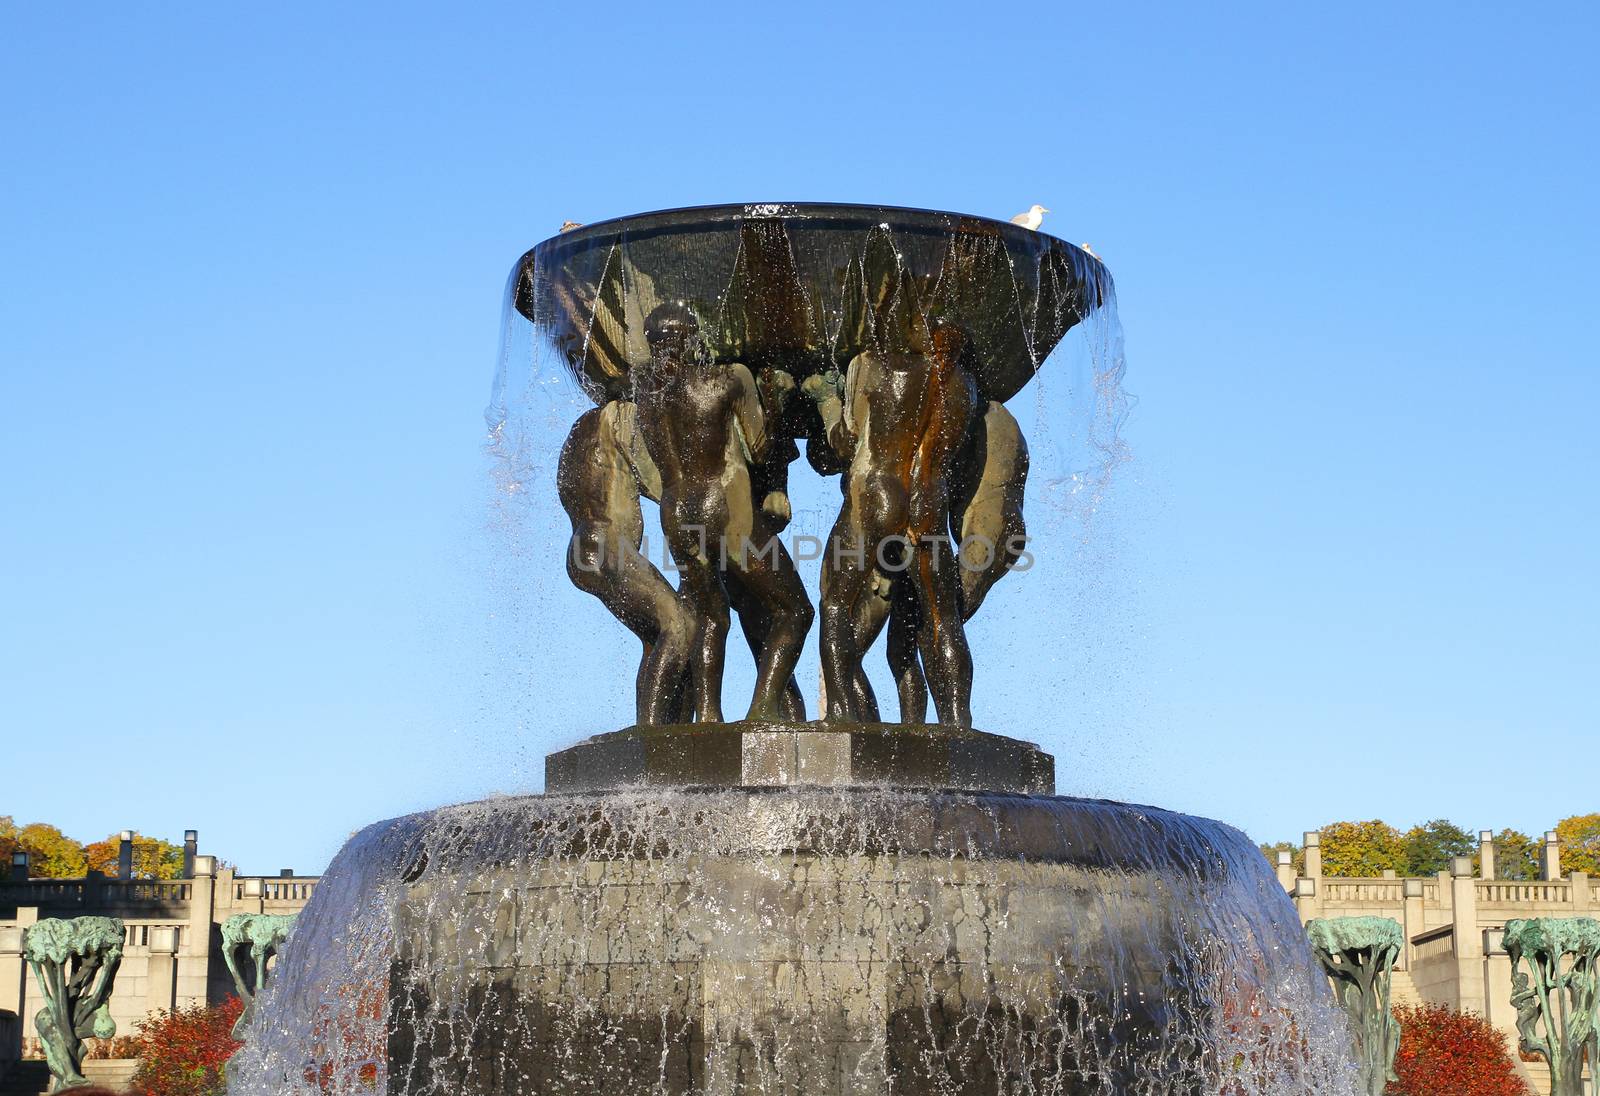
[
  {"xmin": 129, "ymin": 995, "xmax": 244, "ymax": 1096},
  {"xmin": 1389, "ymin": 1003, "xmax": 1530, "ymax": 1096},
  {"xmin": 85, "ymin": 1034, "xmax": 143, "ymax": 1059},
  {"xmin": 301, "ymin": 979, "xmax": 386, "ymax": 1092}
]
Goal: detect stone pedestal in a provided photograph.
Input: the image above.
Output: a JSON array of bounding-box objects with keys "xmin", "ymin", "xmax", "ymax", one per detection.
[
  {"xmin": 544, "ymin": 721, "xmax": 1055, "ymax": 796},
  {"xmin": 376, "ymin": 756, "xmax": 1328, "ymax": 1095},
  {"xmin": 228, "ymin": 727, "xmax": 1347, "ymax": 1096}
]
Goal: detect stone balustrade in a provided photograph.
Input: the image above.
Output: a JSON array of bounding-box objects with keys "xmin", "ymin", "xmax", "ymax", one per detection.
[{"xmin": 0, "ymin": 855, "xmax": 320, "ymax": 1067}]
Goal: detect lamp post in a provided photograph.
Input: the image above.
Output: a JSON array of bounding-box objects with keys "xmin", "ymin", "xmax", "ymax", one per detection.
[{"xmin": 116, "ymin": 831, "xmax": 134, "ymax": 881}]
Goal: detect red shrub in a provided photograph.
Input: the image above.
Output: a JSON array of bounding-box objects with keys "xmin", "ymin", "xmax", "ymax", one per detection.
[
  {"xmin": 1389, "ymin": 1003, "xmax": 1531, "ymax": 1096},
  {"xmin": 129, "ymin": 995, "xmax": 244, "ymax": 1096},
  {"xmin": 86, "ymin": 1034, "xmax": 143, "ymax": 1059},
  {"xmin": 301, "ymin": 979, "xmax": 385, "ymax": 1092}
]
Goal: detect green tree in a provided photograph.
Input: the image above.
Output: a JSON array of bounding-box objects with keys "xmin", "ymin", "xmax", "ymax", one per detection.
[
  {"xmin": 0, "ymin": 815, "xmax": 18, "ymax": 863},
  {"xmin": 1258, "ymin": 840, "xmax": 1304, "ymax": 875},
  {"xmin": 1402, "ymin": 819, "xmax": 1477, "ymax": 876},
  {"xmin": 17, "ymin": 822, "xmax": 86, "ymax": 878},
  {"xmin": 1555, "ymin": 814, "xmax": 1600, "ymax": 875},
  {"xmin": 1491, "ymin": 829, "xmax": 1540, "ymax": 881},
  {"xmin": 84, "ymin": 833, "xmax": 185, "ymax": 880},
  {"xmin": 1320, "ymin": 820, "xmax": 1406, "ymax": 877}
]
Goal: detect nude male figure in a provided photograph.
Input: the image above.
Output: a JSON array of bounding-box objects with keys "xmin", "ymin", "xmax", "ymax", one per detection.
[
  {"xmin": 807, "ymin": 316, "xmax": 978, "ymax": 727},
  {"xmin": 847, "ymin": 399, "xmax": 1030, "ymax": 722},
  {"xmin": 557, "ymin": 400, "xmax": 692, "ymax": 725},
  {"xmin": 634, "ymin": 301, "xmax": 813, "ymax": 722}
]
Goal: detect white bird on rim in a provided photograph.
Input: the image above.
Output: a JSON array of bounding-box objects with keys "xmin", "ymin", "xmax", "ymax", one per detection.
[
  {"xmin": 1009, "ymin": 204, "xmax": 1049, "ymax": 231},
  {"xmin": 1081, "ymin": 243, "xmax": 1101, "ymax": 260},
  {"xmin": 560, "ymin": 220, "xmax": 583, "ymax": 233}
]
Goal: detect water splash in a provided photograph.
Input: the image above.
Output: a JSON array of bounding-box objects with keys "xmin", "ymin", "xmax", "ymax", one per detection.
[{"xmin": 229, "ymin": 788, "xmax": 1359, "ymax": 1095}]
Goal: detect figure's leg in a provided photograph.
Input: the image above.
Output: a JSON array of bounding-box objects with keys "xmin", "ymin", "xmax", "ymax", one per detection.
[
  {"xmin": 568, "ymin": 526, "xmax": 692, "ymax": 725},
  {"xmin": 776, "ymin": 673, "xmax": 806, "ymax": 721},
  {"xmin": 819, "ymin": 519, "xmax": 873, "ymax": 723},
  {"xmin": 847, "ymin": 579, "xmax": 890, "ymax": 722},
  {"xmin": 729, "ymin": 580, "xmax": 806, "ymax": 721},
  {"xmin": 674, "ymin": 551, "xmax": 729, "ymax": 722},
  {"xmin": 887, "ymin": 576, "xmax": 929, "ymax": 723},
  {"xmin": 613, "ymin": 550, "xmax": 694, "ymax": 725},
  {"xmin": 913, "ymin": 544, "xmax": 973, "ymax": 727},
  {"xmin": 732, "ymin": 527, "xmax": 815, "ymax": 721}
]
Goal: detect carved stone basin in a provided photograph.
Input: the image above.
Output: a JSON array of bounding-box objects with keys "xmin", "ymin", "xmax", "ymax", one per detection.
[{"xmin": 511, "ymin": 202, "xmax": 1110, "ymax": 406}]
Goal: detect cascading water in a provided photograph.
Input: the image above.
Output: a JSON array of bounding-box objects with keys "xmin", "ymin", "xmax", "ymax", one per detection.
[
  {"xmin": 229, "ymin": 790, "xmax": 1359, "ymax": 1094},
  {"xmin": 226, "ymin": 204, "xmax": 1360, "ymax": 1094}
]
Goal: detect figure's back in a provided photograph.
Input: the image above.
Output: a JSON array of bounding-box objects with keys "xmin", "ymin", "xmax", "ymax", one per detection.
[{"xmin": 849, "ymin": 351, "xmax": 933, "ymax": 479}]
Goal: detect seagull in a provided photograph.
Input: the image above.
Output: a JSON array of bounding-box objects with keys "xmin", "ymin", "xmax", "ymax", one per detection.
[
  {"xmin": 1081, "ymin": 243, "xmax": 1100, "ymax": 259},
  {"xmin": 560, "ymin": 220, "xmax": 583, "ymax": 233},
  {"xmin": 1009, "ymin": 204, "xmax": 1049, "ymax": 231}
]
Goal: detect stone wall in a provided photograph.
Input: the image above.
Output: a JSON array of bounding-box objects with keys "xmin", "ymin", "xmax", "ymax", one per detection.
[{"xmin": 0, "ymin": 856, "xmax": 318, "ymax": 1063}]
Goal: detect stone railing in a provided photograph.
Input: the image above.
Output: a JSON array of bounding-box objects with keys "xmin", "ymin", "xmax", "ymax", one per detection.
[
  {"xmin": 0, "ymin": 880, "xmax": 87, "ymax": 908},
  {"xmin": 1477, "ymin": 880, "xmax": 1573, "ymax": 906},
  {"xmin": 1322, "ymin": 880, "xmax": 1406, "ymax": 903},
  {"xmin": 120, "ymin": 922, "xmax": 191, "ymax": 950},
  {"xmin": 0, "ymin": 877, "xmax": 196, "ymax": 916},
  {"xmin": 120, "ymin": 880, "xmax": 193, "ymax": 904},
  {"xmin": 233, "ymin": 878, "xmax": 317, "ymax": 904},
  {"xmin": 1411, "ymin": 926, "xmax": 1456, "ymax": 963}
]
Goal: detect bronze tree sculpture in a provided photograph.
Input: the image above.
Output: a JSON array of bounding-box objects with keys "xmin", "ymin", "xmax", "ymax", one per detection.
[{"xmin": 22, "ymin": 916, "xmax": 123, "ymax": 1092}]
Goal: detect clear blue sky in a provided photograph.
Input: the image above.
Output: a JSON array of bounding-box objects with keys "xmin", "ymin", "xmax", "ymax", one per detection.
[{"xmin": 2, "ymin": 4, "xmax": 1595, "ymax": 874}]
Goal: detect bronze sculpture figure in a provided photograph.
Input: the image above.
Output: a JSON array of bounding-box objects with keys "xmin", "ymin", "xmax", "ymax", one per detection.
[
  {"xmin": 807, "ymin": 289, "xmax": 978, "ymax": 726},
  {"xmin": 633, "ymin": 302, "xmax": 813, "ymax": 722},
  {"xmin": 557, "ymin": 400, "xmax": 693, "ymax": 725},
  {"xmin": 523, "ymin": 206, "xmax": 1105, "ymax": 731},
  {"xmin": 822, "ymin": 398, "xmax": 1030, "ymax": 723}
]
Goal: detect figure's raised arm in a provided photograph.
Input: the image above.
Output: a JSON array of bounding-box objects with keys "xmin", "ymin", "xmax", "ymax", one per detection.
[
  {"xmin": 730, "ymin": 362, "xmax": 769, "ymax": 463},
  {"xmin": 603, "ymin": 400, "xmax": 664, "ymax": 502},
  {"xmin": 802, "ymin": 366, "xmax": 853, "ymax": 460}
]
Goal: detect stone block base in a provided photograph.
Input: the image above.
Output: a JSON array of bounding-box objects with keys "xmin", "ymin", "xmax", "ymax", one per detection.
[{"xmin": 544, "ymin": 721, "xmax": 1054, "ymax": 796}]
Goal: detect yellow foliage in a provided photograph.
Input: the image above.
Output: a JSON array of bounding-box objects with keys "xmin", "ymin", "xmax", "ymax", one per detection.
[
  {"xmin": 17, "ymin": 822, "xmax": 87, "ymax": 878},
  {"xmin": 1555, "ymin": 814, "xmax": 1600, "ymax": 875},
  {"xmin": 84, "ymin": 832, "xmax": 184, "ymax": 880},
  {"xmin": 1320, "ymin": 819, "xmax": 1406, "ymax": 877}
]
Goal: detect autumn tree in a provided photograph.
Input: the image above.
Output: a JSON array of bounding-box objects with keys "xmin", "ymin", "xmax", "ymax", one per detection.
[
  {"xmin": 1554, "ymin": 814, "xmax": 1600, "ymax": 875},
  {"xmin": 1402, "ymin": 819, "xmax": 1477, "ymax": 876},
  {"xmin": 1490, "ymin": 829, "xmax": 1540, "ymax": 881},
  {"xmin": 1319, "ymin": 820, "xmax": 1406, "ymax": 877},
  {"xmin": 17, "ymin": 822, "xmax": 86, "ymax": 878},
  {"xmin": 83, "ymin": 833, "xmax": 184, "ymax": 880},
  {"xmin": 0, "ymin": 816, "xmax": 18, "ymax": 863}
]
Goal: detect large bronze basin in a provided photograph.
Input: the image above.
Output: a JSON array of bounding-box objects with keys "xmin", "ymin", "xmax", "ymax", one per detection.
[{"xmin": 511, "ymin": 202, "xmax": 1110, "ymax": 405}]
